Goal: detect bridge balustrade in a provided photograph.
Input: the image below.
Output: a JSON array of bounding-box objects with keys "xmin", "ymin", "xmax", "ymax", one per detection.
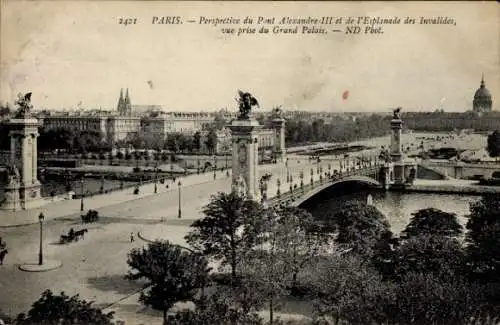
[{"xmin": 268, "ymin": 164, "xmax": 382, "ymax": 206}]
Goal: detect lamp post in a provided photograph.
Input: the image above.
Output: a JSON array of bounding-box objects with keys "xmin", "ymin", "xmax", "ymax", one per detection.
[
  {"xmin": 259, "ymin": 177, "xmax": 268, "ymax": 204},
  {"xmin": 276, "ymin": 178, "xmax": 281, "ymax": 198},
  {"xmin": 80, "ymin": 177, "xmax": 85, "ymax": 212},
  {"xmin": 213, "ymin": 155, "xmax": 217, "ymax": 180},
  {"xmin": 38, "ymin": 213, "xmax": 45, "ymax": 266},
  {"xmin": 178, "ymin": 180, "xmax": 182, "ymax": 218},
  {"xmin": 154, "ymin": 164, "xmax": 158, "ymax": 194},
  {"xmin": 99, "ymin": 175, "xmax": 105, "ymax": 194},
  {"xmin": 170, "ymin": 153, "xmax": 174, "ymax": 173}
]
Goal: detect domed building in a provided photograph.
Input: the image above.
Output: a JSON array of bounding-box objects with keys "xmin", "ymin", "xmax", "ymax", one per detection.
[{"xmin": 473, "ymin": 74, "xmax": 493, "ymax": 112}]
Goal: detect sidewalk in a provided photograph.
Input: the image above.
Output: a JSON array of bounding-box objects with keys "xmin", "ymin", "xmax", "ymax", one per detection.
[
  {"xmin": 0, "ymin": 159, "xmax": 333, "ymax": 228},
  {"xmin": 0, "ymin": 171, "xmax": 226, "ymax": 227}
]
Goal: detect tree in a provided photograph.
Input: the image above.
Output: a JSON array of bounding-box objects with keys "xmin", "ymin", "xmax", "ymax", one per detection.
[
  {"xmin": 393, "ymin": 235, "xmax": 466, "ymax": 282},
  {"xmin": 238, "ymin": 210, "xmax": 290, "ymax": 324},
  {"xmin": 0, "ymin": 103, "xmax": 10, "ymax": 118},
  {"xmin": 466, "ymin": 195, "xmax": 500, "ymax": 282},
  {"xmin": 38, "ymin": 127, "xmax": 75, "ymax": 153},
  {"xmin": 326, "ymin": 202, "xmax": 391, "ymax": 257},
  {"xmin": 272, "ymin": 206, "xmax": 330, "ymax": 288},
  {"xmin": 391, "ymin": 272, "xmax": 486, "ymax": 325},
  {"xmin": 166, "ymin": 134, "xmax": 179, "ymax": 153},
  {"xmin": 176, "ymin": 133, "xmax": 193, "ymax": 153},
  {"xmin": 213, "ymin": 113, "xmax": 228, "ymax": 130},
  {"xmin": 13, "ymin": 289, "xmax": 114, "ymax": 325},
  {"xmin": 205, "ymin": 130, "xmax": 218, "ymax": 155},
  {"xmin": 193, "ymin": 131, "xmax": 202, "ymax": 152},
  {"xmin": 185, "ymin": 191, "xmax": 263, "ymax": 282},
  {"xmin": 167, "ymin": 292, "xmax": 264, "ymax": 325},
  {"xmin": 402, "ymin": 208, "xmax": 463, "ymax": 239},
  {"xmin": 126, "ymin": 240, "xmax": 210, "ymax": 324},
  {"xmin": 73, "ymin": 130, "xmax": 103, "ymax": 153},
  {"xmin": 487, "ymin": 130, "xmax": 500, "ymax": 161},
  {"xmin": 310, "ymin": 254, "xmax": 393, "ymax": 325}
]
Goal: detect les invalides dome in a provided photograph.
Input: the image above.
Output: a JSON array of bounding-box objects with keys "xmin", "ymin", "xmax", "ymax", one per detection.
[{"xmin": 473, "ymin": 74, "xmax": 493, "ymax": 113}]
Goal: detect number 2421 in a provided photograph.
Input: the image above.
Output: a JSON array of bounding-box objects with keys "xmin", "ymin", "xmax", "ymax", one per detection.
[{"xmin": 119, "ymin": 18, "xmax": 137, "ymax": 26}]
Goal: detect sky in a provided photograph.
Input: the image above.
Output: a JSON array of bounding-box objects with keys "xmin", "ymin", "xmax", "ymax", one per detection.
[{"xmin": 1, "ymin": 1, "xmax": 499, "ymax": 113}]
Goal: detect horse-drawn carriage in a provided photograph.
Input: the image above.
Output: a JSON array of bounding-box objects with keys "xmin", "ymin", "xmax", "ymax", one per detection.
[
  {"xmin": 59, "ymin": 228, "xmax": 88, "ymax": 244},
  {"xmin": 81, "ymin": 210, "xmax": 99, "ymax": 223}
]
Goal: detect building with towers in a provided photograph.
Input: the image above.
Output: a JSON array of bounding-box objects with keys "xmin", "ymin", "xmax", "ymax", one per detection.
[
  {"xmin": 117, "ymin": 88, "xmax": 132, "ymax": 116},
  {"xmin": 473, "ymin": 74, "xmax": 493, "ymax": 113}
]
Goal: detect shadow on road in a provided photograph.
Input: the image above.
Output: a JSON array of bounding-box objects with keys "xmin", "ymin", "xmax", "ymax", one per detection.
[
  {"xmin": 97, "ymin": 217, "xmax": 163, "ymax": 225},
  {"xmin": 161, "ymin": 219, "xmax": 198, "ymax": 227},
  {"xmin": 87, "ymin": 274, "xmax": 146, "ymax": 295}
]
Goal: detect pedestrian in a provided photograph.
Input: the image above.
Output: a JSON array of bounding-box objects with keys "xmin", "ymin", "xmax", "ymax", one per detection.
[
  {"xmin": 0, "ymin": 249, "xmax": 7, "ymax": 265},
  {"xmin": 130, "ymin": 232, "xmax": 134, "ymax": 242}
]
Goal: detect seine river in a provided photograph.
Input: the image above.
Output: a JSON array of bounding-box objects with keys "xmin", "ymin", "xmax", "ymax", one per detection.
[{"xmin": 300, "ymin": 184, "xmax": 479, "ymax": 235}]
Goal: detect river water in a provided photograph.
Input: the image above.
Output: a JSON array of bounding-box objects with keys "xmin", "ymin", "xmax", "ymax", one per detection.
[{"xmin": 299, "ymin": 183, "xmax": 478, "ymax": 235}]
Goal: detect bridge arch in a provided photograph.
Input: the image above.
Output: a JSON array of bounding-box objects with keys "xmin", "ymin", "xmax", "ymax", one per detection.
[{"xmin": 290, "ymin": 175, "xmax": 382, "ymax": 207}]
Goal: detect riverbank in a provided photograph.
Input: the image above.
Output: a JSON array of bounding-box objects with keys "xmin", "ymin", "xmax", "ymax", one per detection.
[{"xmin": 404, "ymin": 179, "xmax": 500, "ymax": 195}]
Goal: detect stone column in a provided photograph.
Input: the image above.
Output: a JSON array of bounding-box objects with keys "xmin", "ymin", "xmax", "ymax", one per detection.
[
  {"xmin": 228, "ymin": 118, "xmax": 262, "ymax": 200},
  {"xmin": 1, "ymin": 118, "xmax": 43, "ymax": 211},
  {"xmin": 389, "ymin": 114, "xmax": 417, "ymax": 186},
  {"xmin": 390, "ymin": 118, "xmax": 403, "ymax": 162},
  {"xmin": 32, "ymin": 133, "xmax": 38, "ymax": 184},
  {"xmin": 271, "ymin": 118, "xmax": 286, "ymax": 163}
]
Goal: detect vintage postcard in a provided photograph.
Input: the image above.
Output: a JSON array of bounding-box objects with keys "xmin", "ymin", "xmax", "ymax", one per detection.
[{"xmin": 0, "ymin": 1, "xmax": 499, "ymax": 325}]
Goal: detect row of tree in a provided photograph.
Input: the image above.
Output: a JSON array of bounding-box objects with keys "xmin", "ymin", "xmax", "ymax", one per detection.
[
  {"xmin": 0, "ymin": 125, "xmax": 221, "ymax": 155},
  {"xmin": 123, "ymin": 130, "xmax": 219, "ymax": 154},
  {"xmin": 284, "ymin": 115, "xmax": 393, "ymax": 145}
]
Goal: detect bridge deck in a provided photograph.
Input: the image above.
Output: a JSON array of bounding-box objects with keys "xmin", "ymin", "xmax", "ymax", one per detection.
[{"xmin": 268, "ymin": 164, "xmax": 382, "ymax": 207}]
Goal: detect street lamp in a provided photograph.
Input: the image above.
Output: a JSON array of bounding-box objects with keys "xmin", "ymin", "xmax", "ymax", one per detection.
[
  {"xmin": 178, "ymin": 181, "xmax": 182, "ymax": 218},
  {"xmin": 154, "ymin": 164, "xmax": 158, "ymax": 194},
  {"xmin": 38, "ymin": 213, "xmax": 45, "ymax": 265},
  {"xmin": 80, "ymin": 177, "xmax": 85, "ymax": 212},
  {"xmin": 259, "ymin": 177, "xmax": 268, "ymax": 204},
  {"xmin": 213, "ymin": 155, "xmax": 217, "ymax": 180}
]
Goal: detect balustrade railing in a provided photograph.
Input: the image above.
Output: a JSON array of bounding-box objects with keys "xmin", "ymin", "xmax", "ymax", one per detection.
[{"xmin": 268, "ymin": 164, "xmax": 382, "ymax": 206}]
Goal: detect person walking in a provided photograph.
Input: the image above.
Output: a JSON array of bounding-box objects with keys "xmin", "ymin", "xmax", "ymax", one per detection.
[{"xmin": 130, "ymin": 232, "xmax": 134, "ymax": 242}]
